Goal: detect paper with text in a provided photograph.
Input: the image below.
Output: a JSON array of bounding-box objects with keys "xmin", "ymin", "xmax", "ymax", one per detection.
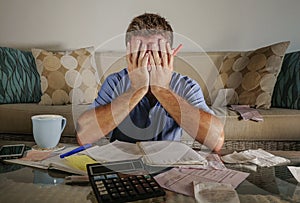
[
  {"xmin": 154, "ymin": 168, "xmax": 249, "ymax": 196},
  {"xmin": 221, "ymin": 149, "xmax": 290, "ymax": 167},
  {"xmin": 138, "ymin": 141, "xmax": 208, "ymax": 166},
  {"xmin": 85, "ymin": 140, "xmax": 142, "ymax": 163}
]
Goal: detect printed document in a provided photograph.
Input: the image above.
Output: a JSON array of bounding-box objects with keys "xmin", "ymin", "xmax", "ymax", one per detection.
[
  {"xmin": 85, "ymin": 140, "xmax": 210, "ymax": 167},
  {"xmin": 154, "ymin": 167, "xmax": 249, "ymax": 196},
  {"xmin": 221, "ymin": 149, "xmax": 290, "ymax": 167}
]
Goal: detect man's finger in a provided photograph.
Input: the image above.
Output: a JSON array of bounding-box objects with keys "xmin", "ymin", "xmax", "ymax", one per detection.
[
  {"xmin": 159, "ymin": 39, "xmax": 168, "ymax": 68},
  {"xmin": 141, "ymin": 52, "xmax": 149, "ymax": 68},
  {"xmin": 126, "ymin": 42, "xmax": 133, "ymax": 70},
  {"xmin": 149, "ymin": 52, "xmax": 156, "ymax": 70},
  {"xmin": 138, "ymin": 43, "xmax": 147, "ymax": 67},
  {"xmin": 167, "ymin": 42, "xmax": 174, "ymax": 71},
  {"xmin": 132, "ymin": 40, "xmax": 141, "ymax": 67},
  {"xmin": 152, "ymin": 43, "xmax": 161, "ymax": 66}
]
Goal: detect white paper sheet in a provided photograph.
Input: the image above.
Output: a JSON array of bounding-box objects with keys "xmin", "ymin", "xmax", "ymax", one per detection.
[
  {"xmin": 138, "ymin": 141, "xmax": 208, "ymax": 166},
  {"xmin": 85, "ymin": 140, "xmax": 142, "ymax": 162},
  {"xmin": 193, "ymin": 182, "xmax": 240, "ymax": 203},
  {"xmin": 154, "ymin": 167, "xmax": 249, "ymax": 196},
  {"xmin": 221, "ymin": 149, "xmax": 290, "ymax": 167},
  {"xmin": 288, "ymin": 166, "xmax": 300, "ymax": 183}
]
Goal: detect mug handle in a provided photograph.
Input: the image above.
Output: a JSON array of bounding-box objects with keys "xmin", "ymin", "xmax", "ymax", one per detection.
[{"xmin": 61, "ymin": 117, "xmax": 67, "ymax": 134}]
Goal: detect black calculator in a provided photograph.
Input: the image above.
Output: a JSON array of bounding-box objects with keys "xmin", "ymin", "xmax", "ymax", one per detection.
[{"xmin": 86, "ymin": 159, "xmax": 166, "ymax": 203}]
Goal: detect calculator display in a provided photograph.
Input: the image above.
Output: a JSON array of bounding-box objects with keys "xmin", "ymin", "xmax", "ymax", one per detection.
[{"xmin": 90, "ymin": 160, "xmax": 144, "ymax": 175}]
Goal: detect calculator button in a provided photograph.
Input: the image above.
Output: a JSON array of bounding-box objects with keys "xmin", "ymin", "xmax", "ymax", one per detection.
[
  {"xmin": 98, "ymin": 186, "xmax": 106, "ymax": 191},
  {"xmin": 129, "ymin": 176, "xmax": 136, "ymax": 180},
  {"xmin": 149, "ymin": 181, "xmax": 157, "ymax": 186},
  {"xmin": 128, "ymin": 190, "xmax": 137, "ymax": 196},
  {"xmin": 139, "ymin": 179, "xmax": 146, "ymax": 183},
  {"xmin": 100, "ymin": 194, "xmax": 110, "ymax": 201},
  {"xmin": 135, "ymin": 185, "xmax": 146, "ymax": 194},
  {"xmin": 142, "ymin": 183, "xmax": 150, "ymax": 187},
  {"xmin": 104, "ymin": 179, "xmax": 113, "ymax": 184},
  {"xmin": 94, "ymin": 175, "xmax": 105, "ymax": 181},
  {"xmin": 123, "ymin": 181, "xmax": 130, "ymax": 185},
  {"xmin": 145, "ymin": 187, "xmax": 153, "ymax": 193},
  {"xmin": 106, "ymin": 183, "xmax": 114, "ymax": 188},
  {"xmin": 131, "ymin": 180, "xmax": 138, "ymax": 184},
  {"xmin": 120, "ymin": 191, "xmax": 127, "ymax": 197},
  {"xmin": 117, "ymin": 187, "xmax": 125, "ymax": 192},
  {"xmin": 95, "ymin": 180, "xmax": 104, "ymax": 185},
  {"xmin": 125, "ymin": 185, "xmax": 133, "ymax": 190},
  {"xmin": 109, "ymin": 188, "xmax": 117, "ymax": 193},
  {"xmin": 111, "ymin": 192, "xmax": 120, "ymax": 199},
  {"xmin": 115, "ymin": 182, "xmax": 122, "ymax": 187},
  {"xmin": 99, "ymin": 191, "xmax": 108, "ymax": 195},
  {"xmin": 153, "ymin": 186, "xmax": 160, "ymax": 191}
]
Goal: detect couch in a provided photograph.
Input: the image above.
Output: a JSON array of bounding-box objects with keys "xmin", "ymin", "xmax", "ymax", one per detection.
[{"xmin": 0, "ymin": 42, "xmax": 299, "ymax": 150}]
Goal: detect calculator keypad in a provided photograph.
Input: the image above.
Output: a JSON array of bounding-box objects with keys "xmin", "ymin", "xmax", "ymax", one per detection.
[{"xmin": 91, "ymin": 173, "xmax": 165, "ymax": 203}]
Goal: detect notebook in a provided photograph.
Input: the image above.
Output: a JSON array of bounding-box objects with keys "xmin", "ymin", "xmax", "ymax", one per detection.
[
  {"xmin": 5, "ymin": 141, "xmax": 208, "ymax": 175},
  {"xmin": 84, "ymin": 140, "xmax": 208, "ymax": 167}
]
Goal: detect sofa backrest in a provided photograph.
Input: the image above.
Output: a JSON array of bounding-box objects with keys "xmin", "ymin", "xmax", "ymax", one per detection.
[{"xmin": 94, "ymin": 51, "xmax": 237, "ymax": 105}]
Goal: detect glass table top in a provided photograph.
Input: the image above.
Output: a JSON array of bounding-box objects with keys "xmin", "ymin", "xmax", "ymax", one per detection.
[{"xmin": 0, "ymin": 140, "xmax": 299, "ymax": 203}]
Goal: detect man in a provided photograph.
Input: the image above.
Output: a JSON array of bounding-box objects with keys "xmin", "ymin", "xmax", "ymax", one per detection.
[{"xmin": 76, "ymin": 13, "xmax": 224, "ymax": 152}]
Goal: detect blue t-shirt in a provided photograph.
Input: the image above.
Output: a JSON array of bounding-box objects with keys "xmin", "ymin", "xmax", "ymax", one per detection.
[{"xmin": 93, "ymin": 68, "xmax": 213, "ymax": 143}]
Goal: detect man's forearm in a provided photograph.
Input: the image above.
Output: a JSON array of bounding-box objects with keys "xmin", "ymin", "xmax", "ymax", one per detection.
[
  {"xmin": 151, "ymin": 86, "xmax": 224, "ymax": 151},
  {"xmin": 98, "ymin": 87, "xmax": 147, "ymax": 135},
  {"xmin": 77, "ymin": 87, "xmax": 147, "ymax": 144}
]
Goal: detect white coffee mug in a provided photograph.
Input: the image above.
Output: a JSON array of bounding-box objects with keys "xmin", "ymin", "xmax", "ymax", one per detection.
[{"xmin": 31, "ymin": 115, "xmax": 67, "ymax": 148}]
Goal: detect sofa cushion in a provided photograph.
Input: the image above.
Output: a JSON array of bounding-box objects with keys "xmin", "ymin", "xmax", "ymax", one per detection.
[
  {"xmin": 215, "ymin": 41, "xmax": 290, "ymax": 109},
  {"xmin": 0, "ymin": 47, "xmax": 42, "ymax": 104},
  {"xmin": 32, "ymin": 47, "xmax": 100, "ymax": 105},
  {"xmin": 0, "ymin": 104, "xmax": 88, "ymax": 136},
  {"xmin": 272, "ymin": 51, "xmax": 300, "ymax": 109},
  {"xmin": 212, "ymin": 107, "xmax": 300, "ymax": 141}
]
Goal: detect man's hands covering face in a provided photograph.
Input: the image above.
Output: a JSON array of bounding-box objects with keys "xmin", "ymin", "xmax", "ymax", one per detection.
[
  {"xmin": 126, "ymin": 39, "xmax": 175, "ymax": 94},
  {"xmin": 126, "ymin": 40, "xmax": 149, "ymax": 93}
]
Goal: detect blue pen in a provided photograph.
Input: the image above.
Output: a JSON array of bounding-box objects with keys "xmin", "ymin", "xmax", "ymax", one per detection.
[{"xmin": 60, "ymin": 144, "xmax": 92, "ymax": 159}]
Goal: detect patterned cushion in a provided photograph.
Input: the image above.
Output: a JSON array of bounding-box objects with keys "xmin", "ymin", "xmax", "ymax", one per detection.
[
  {"xmin": 0, "ymin": 47, "xmax": 42, "ymax": 104},
  {"xmin": 272, "ymin": 51, "xmax": 300, "ymax": 109},
  {"xmin": 215, "ymin": 41, "xmax": 290, "ymax": 109},
  {"xmin": 32, "ymin": 47, "xmax": 100, "ymax": 105}
]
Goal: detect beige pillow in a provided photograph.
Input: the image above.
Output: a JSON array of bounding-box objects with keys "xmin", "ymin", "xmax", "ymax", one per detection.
[
  {"xmin": 32, "ymin": 47, "xmax": 100, "ymax": 105},
  {"xmin": 215, "ymin": 41, "xmax": 290, "ymax": 109}
]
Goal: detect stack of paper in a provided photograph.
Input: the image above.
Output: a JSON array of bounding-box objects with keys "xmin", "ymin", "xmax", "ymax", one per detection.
[
  {"xmin": 154, "ymin": 167, "xmax": 249, "ymax": 197},
  {"xmin": 221, "ymin": 149, "xmax": 290, "ymax": 167},
  {"xmin": 85, "ymin": 140, "xmax": 209, "ymax": 167}
]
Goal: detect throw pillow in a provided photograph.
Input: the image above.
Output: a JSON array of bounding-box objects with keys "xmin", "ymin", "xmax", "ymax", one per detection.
[
  {"xmin": 0, "ymin": 47, "xmax": 42, "ymax": 104},
  {"xmin": 216, "ymin": 41, "xmax": 290, "ymax": 109},
  {"xmin": 32, "ymin": 47, "xmax": 100, "ymax": 105},
  {"xmin": 272, "ymin": 51, "xmax": 300, "ymax": 109}
]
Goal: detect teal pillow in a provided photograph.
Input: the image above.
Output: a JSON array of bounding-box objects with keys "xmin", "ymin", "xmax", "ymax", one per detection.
[
  {"xmin": 0, "ymin": 47, "xmax": 42, "ymax": 103},
  {"xmin": 272, "ymin": 51, "xmax": 300, "ymax": 109}
]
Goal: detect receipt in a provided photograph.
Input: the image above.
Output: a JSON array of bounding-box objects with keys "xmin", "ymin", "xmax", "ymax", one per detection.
[
  {"xmin": 222, "ymin": 149, "xmax": 290, "ymax": 167},
  {"xmin": 193, "ymin": 182, "xmax": 240, "ymax": 203}
]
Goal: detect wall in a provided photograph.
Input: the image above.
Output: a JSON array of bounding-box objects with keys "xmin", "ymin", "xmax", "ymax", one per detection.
[{"xmin": 0, "ymin": 0, "xmax": 299, "ymax": 52}]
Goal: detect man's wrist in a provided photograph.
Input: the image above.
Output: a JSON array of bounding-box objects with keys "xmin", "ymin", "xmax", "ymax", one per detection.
[{"xmin": 150, "ymin": 85, "xmax": 170, "ymax": 96}]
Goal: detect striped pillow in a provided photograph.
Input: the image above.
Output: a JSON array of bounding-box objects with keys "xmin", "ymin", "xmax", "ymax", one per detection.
[
  {"xmin": 0, "ymin": 47, "xmax": 42, "ymax": 104},
  {"xmin": 272, "ymin": 51, "xmax": 300, "ymax": 109}
]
